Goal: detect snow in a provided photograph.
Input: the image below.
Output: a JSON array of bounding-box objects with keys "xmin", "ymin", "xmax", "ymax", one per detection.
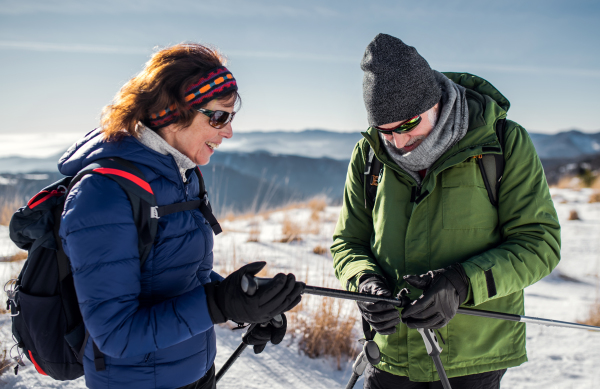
[{"xmin": 1, "ymin": 189, "xmax": 600, "ymax": 388}]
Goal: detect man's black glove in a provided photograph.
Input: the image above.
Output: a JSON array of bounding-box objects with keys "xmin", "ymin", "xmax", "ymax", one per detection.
[
  {"xmin": 204, "ymin": 262, "xmax": 303, "ymax": 324},
  {"xmin": 401, "ymin": 263, "xmax": 469, "ymax": 329},
  {"xmin": 357, "ymin": 275, "xmax": 401, "ymax": 335},
  {"xmin": 242, "ymin": 314, "xmax": 288, "ymax": 354}
]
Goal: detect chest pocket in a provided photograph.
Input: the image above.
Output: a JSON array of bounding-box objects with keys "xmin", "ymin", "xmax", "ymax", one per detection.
[{"xmin": 441, "ymin": 161, "xmax": 498, "ymax": 230}]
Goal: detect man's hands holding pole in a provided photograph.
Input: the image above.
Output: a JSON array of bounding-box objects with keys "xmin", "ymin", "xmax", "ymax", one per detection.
[
  {"xmin": 401, "ymin": 263, "xmax": 469, "ymax": 329},
  {"xmin": 357, "ymin": 275, "xmax": 402, "ymax": 335}
]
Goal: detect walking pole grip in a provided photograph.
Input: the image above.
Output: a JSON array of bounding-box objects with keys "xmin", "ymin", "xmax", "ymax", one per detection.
[
  {"xmin": 240, "ymin": 275, "xmax": 284, "ymax": 327},
  {"xmin": 241, "ymin": 274, "xmax": 272, "ymax": 296}
]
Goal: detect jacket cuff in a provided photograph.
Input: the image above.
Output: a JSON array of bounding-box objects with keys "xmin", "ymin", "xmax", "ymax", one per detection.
[{"xmin": 204, "ymin": 282, "xmax": 227, "ymax": 324}]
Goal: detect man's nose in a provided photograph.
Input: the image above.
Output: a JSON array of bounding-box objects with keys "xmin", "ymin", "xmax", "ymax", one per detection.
[{"xmin": 393, "ymin": 133, "xmax": 409, "ymax": 149}]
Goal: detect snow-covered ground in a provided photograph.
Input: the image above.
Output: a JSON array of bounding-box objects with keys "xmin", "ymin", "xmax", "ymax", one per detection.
[{"xmin": 1, "ymin": 189, "xmax": 600, "ymax": 388}]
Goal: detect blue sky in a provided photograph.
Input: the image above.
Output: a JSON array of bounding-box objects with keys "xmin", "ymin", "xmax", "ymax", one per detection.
[{"xmin": 1, "ymin": 0, "xmax": 599, "ymax": 135}]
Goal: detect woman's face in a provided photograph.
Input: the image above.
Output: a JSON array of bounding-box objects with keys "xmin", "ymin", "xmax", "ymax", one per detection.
[{"xmin": 158, "ymin": 97, "xmax": 234, "ymax": 166}]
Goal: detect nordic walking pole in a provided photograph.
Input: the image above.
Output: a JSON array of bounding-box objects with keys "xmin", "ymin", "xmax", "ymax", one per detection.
[
  {"xmin": 242, "ymin": 275, "xmax": 600, "ymax": 332},
  {"xmin": 215, "ymin": 274, "xmax": 285, "ymax": 384},
  {"xmin": 457, "ymin": 308, "xmax": 600, "ymax": 332},
  {"xmin": 215, "ymin": 315, "xmax": 284, "ymax": 383},
  {"xmin": 345, "ymin": 339, "xmax": 381, "ymax": 389},
  {"xmin": 417, "ymin": 328, "xmax": 452, "ymax": 389},
  {"xmin": 215, "ymin": 330, "xmax": 254, "ymax": 383},
  {"xmin": 345, "ymin": 351, "xmax": 367, "ymax": 389},
  {"xmin": 243, "ymin": 275, "xmax": 453, "ymax": 388}
]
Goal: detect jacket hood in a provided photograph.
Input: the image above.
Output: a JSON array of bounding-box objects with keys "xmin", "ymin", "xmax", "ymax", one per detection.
[
  {"xmin": 443, "ymin": 72, "xmax": 510, "ymax": 112},
  {"xmin": 58, "ymin": 128, "xmax": 178, "ymax": 178}
]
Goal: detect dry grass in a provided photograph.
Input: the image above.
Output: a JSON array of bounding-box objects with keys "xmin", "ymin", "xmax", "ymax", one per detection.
[
  {"xmin": 0, "ymin": 198, "xmax": 21, "ymax": 226},
  {"xmin": 589, "ymin": 191, "xmax": 600, "ymax": 203},
  {"xmin": 288, "ymin": 295, "xmax": 359, "ymax": 370},
  {"xmin": 279, "ymin": 216, "xmax": 303, "ymax": 243},
  {"xmin": 579, "ymin": 298, "xmax": 600, "ymax": 326},
  {"xmin": 308, "ymin": 197, "xmax": 327, "ymax": 227},
  {"xmin": 0, "ymin": 251, "xmax": 27, "ymax": 263},
  {"xmin": 247, "ymin": 225, "xmax": 261, "ymax": 242},
  {"xmin": 555, "ymin": 175, "xmax": 582, "ymax": 190},
  {"xmin": 308, "ymin": 198, "xmax": 327, "ymax": 213},
  {"xmin": 568, "ymin": 210, "xmax": 581, "ymax": 220},
  {"xmin": 312, "ymin": 245, "xmax": 329, "ymax": 255},
  {"xmin": 223, "ymin": 196, "xmax": 329, "ymax": 223},
  {"xmin": 0, "ymin": 348, "xmax": 12, "ymax": 377}
]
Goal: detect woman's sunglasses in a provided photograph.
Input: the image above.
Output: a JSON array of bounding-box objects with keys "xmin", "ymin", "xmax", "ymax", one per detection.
[
  {"xmin": 374, "ymin": 115, "xmax": 421, "ymax": 135},
  {"xmin": 196, "ymin": 108, "xmax": 236, "ymax": 129}
]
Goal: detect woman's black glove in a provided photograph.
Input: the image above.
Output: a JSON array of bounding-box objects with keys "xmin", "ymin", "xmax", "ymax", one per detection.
[
  {"xmin": 401, "ymin": 263, "xmax": 469, "ymax": 329},
  {"xmin": 204, "ymin": 261, "xmax": 303, "ymax": 324},
  {"xmin": 242, "ymin": 314, "xmax": 287, "ymax": 354},
  {"xmin": 357, "ymin": 275, "xmax": 401, "ymax": 335}
]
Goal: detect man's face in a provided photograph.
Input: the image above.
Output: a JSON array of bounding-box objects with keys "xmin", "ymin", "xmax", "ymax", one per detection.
[{"xmin": 378, "ymin": 103, "xmax": 439, "ymax": 154}]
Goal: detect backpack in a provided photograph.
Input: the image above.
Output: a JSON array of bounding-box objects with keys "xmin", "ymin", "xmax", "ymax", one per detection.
[
  {"xmin": 6, "ymin": 157, "xmax": 221, "ymax": 380},
  {"xmin": 363, "ymin": 118, "xmax": 506, "ymax": 209}
]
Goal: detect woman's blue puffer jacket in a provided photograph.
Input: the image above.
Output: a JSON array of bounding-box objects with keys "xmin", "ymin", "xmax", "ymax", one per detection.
[{"xmin": 58, "ymin": 129, "xmax": 222, "ymax": 389}]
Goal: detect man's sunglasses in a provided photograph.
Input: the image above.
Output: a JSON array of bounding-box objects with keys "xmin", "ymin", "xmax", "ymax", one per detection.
[
  {"xmin": 196, "ymin": 108, "xmax": 236, "ymax": 129},
  {"xmin": 374, "ymin": 115, "xmax": 421, "ymax": 135}
]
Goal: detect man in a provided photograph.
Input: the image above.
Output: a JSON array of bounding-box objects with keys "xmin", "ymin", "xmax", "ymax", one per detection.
[{"xmin": 331, "ymin": 33, "xmax": 561, "ymax": 388}]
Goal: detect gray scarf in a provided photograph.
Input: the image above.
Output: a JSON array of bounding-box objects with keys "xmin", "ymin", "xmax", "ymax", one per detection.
[
  {"xmin": 137, "ymin": 123, "xmax": 197, "ymax": 182},
  {"xmin": 380, "ymin": 71, "xmax": 469, "ymax": 184}
]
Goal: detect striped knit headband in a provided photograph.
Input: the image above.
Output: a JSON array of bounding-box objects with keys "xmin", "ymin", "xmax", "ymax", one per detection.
[{"xmin": 147, "ymin": 66, "xmax": 237, "ymax": 129}]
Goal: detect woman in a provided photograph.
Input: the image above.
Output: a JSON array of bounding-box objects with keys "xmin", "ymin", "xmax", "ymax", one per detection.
[{"xmin": 58, "ymin": 43, "xmax": 303, "ymax": 389}]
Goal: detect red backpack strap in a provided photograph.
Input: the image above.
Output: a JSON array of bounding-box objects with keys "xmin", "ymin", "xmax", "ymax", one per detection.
[{"xmin": 69, "ymin": 157, "xmax": 158, "ymax": 267}]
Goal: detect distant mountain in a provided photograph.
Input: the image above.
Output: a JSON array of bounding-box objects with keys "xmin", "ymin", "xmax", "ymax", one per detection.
[
  {"xmin": 217, "ymin": 129, "xmax": 363, "ymax": 160},
  {"xmin": 2, "ymin": 128, "xmax": 600, "ymax": 212},
  {"xmin": 529, "ymin": 130, "xmax": 600, "ymax": 159},
  {"xmin": 0, "ymin": 150, "xmax": 349, "ymax": 214}
]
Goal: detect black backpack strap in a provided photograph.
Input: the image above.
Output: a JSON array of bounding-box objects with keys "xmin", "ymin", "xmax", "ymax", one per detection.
[
  {"xmin": 477, "ymin": 119, "xmax": 506, "ymax": 207},
  {"xmin": 194, "ymin": 168, "xmax": 222, "ymax": 235},
  {"xmin": 363, "ymin": 145, "xmax": 383, "ymax": 209},
  {"xmin": 151, "ymin": 169, "xmax": 222, "ymax": 235},
  {"xmin": 92, "ymin": 341, "xmax": 106, "ymax": 371},
  {"xmin": 77, "ymin": 330, "xmax": 91, "ymax": 364},
  {"xmin": 69, "ymin": 157, "xmax": 158, "ymax": 267}
]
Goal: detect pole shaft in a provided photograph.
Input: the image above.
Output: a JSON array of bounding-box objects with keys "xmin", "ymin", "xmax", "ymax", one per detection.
[
  {"xmin": 457, "ymin": 308, "xmax": 520, "ymax": 322},
  {"xmin": 345, "ymin": 373, "xmax": 360, "ymax": 389},
  {"xmin": 303, "ymin": 285, "xmax": 403, "ymax": 306},
  {"xmin": 293, "ymin": 281, "xmax": 600, "ymax": 332},
  {"xmin": 458, "ymin": 308, "xmax": 600, "ymax": 332},
  {"xmin": 215, "ymin": 342, "xmax": 248, "ymax": 383},
  {"xmin": 432, "ymin": 355, "xmax": 452, "ymax": 389}
]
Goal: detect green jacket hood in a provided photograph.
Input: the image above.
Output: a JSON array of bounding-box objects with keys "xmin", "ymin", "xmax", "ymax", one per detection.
[{"xmin": 443, "ymin": 72, "xmax": 511, "ymax": 112}]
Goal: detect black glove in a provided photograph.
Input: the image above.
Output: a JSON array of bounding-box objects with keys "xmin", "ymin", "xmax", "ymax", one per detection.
[
  {"xmin": 204, "ymin": 261, "xmax": 303, "ymax": 324},
  {"xmin": 242, "ymin": 314, "xmax": 287, "ymax": 354},
  {"xmin": 401, "ymin": 263, "xmax": 469, "ymax": 329},
  {"xmin": 357, "ymin": 275, "xmax": 401, "ymax": 335}
]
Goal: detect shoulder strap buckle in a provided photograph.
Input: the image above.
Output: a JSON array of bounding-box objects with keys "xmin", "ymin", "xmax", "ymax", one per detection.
[{"xmin": 150, "ymin": 206, "xmax": 159, "ymax": 219}]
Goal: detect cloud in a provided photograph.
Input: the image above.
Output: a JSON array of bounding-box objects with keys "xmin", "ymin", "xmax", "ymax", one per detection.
[
  {"xmin": 0, "ymin": 40, "xmax": 356, "ymax": 63},
  {"xmin": 0, "ymin": 0, "xmax": 342, "ymax": 18},
  {"xmin": 436, "ymin": 61, "xmax": 600, "ymax": 78},
  {"xmin": 0, "ymin": 40, "xmax": 150, "ymax": 55},
  {"xmin": 2, "ymin": 40, "xmax": 598, "ymax": 78}
]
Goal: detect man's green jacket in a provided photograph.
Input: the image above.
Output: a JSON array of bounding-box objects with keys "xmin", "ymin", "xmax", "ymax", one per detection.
[{"xmin": 331, "ymin": 73, "xmax": 561, "ymax": 381}]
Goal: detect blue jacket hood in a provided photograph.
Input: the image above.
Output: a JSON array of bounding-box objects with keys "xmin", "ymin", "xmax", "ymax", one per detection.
[{"xmin": 58, "ymin": 128, "xmax": 179, "ymax": 183}]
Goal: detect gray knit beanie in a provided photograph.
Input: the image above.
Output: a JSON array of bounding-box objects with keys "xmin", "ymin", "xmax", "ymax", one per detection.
[{"xmin": 361, "ymin": 33, "xmax": 442, "ymax": 127}]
